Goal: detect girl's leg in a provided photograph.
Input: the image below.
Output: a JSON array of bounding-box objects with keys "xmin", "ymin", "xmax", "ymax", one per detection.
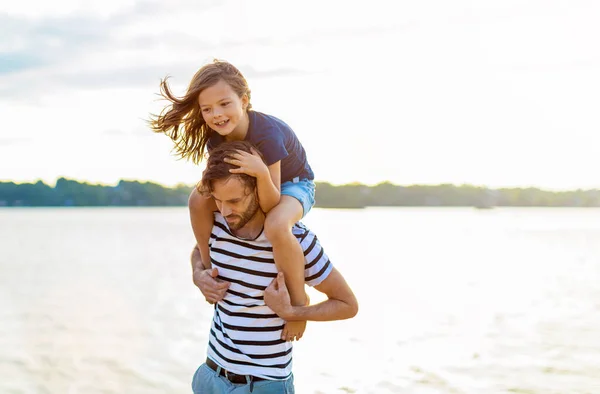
[
  {"xmin": 264, "ymin": 196, "xmax": 306, "ymax": 340},
  {"xmin": 189, "ymin": 188, "xmax": 218, "ymax": 270}
]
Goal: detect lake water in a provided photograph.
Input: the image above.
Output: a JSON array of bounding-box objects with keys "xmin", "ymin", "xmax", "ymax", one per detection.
[{"xmin": 1, "ymin": 207, "xmax": 599, "ymax": 393}]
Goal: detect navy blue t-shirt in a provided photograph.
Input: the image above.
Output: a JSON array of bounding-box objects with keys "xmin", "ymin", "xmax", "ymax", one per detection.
[{"xmin": 207, "ymin": 110, "xmax": 314, "ymax": 183}]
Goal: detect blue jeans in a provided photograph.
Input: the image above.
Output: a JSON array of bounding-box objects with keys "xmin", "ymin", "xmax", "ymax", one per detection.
[
  {"xmin": 191, "ymin": 363, "xmax": 295, "ymax": 394},
  {"xmin": 280, "ymin": 178, "xmax": 315, "ymax": 218}
]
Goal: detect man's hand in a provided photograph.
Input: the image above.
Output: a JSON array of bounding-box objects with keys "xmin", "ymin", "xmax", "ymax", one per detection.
[
  {"xmin": 264, "ymin": 272, "xmax": 293, "ymax": 318},
  {"xmin": 193, "ymin": 267, "xmax": 230, "ymax": 304},
  {"xmin": 265, "ymin": 273, "xmax": 309, "ymax": 341}
]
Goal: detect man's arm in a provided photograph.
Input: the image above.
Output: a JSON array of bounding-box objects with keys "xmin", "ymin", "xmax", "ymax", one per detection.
[
  {"xmin": 264, "ymin": 268, "xmax": 358, "ymax": 322},
  {"xmin": 190, "ymin": 245, "xmax": 230, "ymax": 304},
  {"xmin": 190, "ymin": 244, "xmax": 206, "ymax": 271}
]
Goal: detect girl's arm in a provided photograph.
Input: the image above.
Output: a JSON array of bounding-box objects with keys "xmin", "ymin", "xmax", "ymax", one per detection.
[
  {"xmin": 226, "ymin": 149, "xmax": 281, "ymax": 213},
  {"xmin": 256, "ymin": 160, "xmax": 281, "ymax": 213}
]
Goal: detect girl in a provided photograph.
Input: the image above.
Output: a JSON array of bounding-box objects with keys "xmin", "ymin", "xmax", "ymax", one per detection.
[{"xmin": 150, "ymin": 59, "xmax": 315, "ymax": 341}]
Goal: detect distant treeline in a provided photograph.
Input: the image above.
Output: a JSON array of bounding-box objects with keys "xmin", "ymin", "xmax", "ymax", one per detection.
[{"xmin": 1, "ymin": 178, "xmax": 600, "ymax": 208}]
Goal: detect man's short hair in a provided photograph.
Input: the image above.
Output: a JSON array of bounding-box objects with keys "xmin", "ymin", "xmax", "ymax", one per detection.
[{"xmin": 197, "ymin": 141, "xmax": 265, "ymax": 196}]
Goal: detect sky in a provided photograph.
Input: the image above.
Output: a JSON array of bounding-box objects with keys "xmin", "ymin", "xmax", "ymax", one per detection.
[{"xmin": 1, "ymin": 0, "xmax": 599, "ymax": 190}]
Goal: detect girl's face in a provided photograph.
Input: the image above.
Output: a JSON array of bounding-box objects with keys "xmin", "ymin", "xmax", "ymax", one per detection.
[{"xmin": 198, "ymin": 79, "xmax": 249, "ymax": 140}]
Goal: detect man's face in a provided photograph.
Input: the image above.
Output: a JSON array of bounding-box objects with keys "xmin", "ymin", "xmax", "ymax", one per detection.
[{"xmin": 211, "ymin": 176, "xmax": 259, "ymax": 230}]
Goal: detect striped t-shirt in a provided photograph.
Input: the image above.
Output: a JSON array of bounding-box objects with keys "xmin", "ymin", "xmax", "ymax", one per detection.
[{"xmin": 206, "ymin": 213, "xmax": 333, "ymax": 380}]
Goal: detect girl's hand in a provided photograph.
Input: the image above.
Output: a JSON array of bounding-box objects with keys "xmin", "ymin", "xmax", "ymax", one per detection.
[
  {"xmin": 225, "ymin": 149, "xmax": 269, "ymax": 179},
  {"xmin": 282, "ymin": 320, "xmax": 306, "ymax": 342}
]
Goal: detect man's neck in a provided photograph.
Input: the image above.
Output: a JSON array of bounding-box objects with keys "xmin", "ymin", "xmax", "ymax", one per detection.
[{"xmin": 231, "ymin": 210, "xmax": 266, "ymax": 240}]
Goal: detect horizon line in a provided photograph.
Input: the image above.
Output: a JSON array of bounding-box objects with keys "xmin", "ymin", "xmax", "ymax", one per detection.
[{"xmin": 2, "ymin": 177, "xmax": 600, "ymax": 193}]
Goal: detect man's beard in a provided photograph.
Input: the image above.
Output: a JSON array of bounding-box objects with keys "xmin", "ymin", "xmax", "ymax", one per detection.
[{"xmin": 226, "ymin": 193, "xmax": 260, "ymax": 230}]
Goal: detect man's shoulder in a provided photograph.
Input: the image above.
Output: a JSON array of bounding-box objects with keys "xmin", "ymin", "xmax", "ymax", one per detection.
[
  {"xmin": 291, "ymin": 220, "xmax": 309, "ymax": 236},
  {"xmin": 210, "ymin": 212, "xmax": 230, "ymax": 239},
  {"xmin": 293, "ymin": 222, "xmax": 333, "ymax": 286},
  {"xmin": 210, "ymin": 214, "xmax": 320, "ymax": 251},
  {"xmin": 291, "ymin": 222, "xmax": 319, "ymax": 249}
]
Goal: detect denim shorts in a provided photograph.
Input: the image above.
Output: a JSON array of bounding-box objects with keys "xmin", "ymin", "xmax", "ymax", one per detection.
[
  {"xmin": 280, "ymin": 178, "xmax": 315, "ymax": 218},
  {"xmin": 192, "ymin": 363, "xmax": 295, "ymax": 394}
]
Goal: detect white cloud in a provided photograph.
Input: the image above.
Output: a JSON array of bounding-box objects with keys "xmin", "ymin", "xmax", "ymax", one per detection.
[{"xmin": 2, "ymin": 0, "xmax": 139, "ymax": 18}]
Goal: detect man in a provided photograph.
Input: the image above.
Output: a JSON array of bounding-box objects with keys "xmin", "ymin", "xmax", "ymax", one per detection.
[{"xmin": 188, "ymin": 140, "xmax": 358, "ymax": 393}]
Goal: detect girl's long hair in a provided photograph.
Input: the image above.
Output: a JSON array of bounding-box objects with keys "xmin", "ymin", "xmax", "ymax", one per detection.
[{"xmin": 149, "ymin": 59, "xmax": 252, "ymax": 164}]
